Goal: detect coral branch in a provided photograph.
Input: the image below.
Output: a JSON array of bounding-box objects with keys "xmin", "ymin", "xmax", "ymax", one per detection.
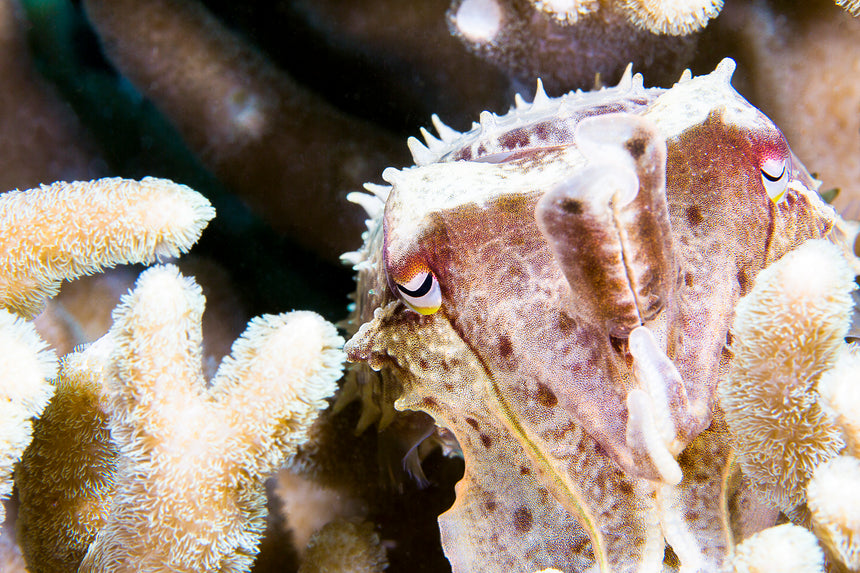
[
  {"xmin": 16, "ymin": 338, "xmax": 117, "ymax": 572},
  {"xmin": 617, "ymin": 0, "xmax": 724, "ymax": 35},
  {"xmin": 836, "ymin": 0, "xmax": 860, "ymax": 16},
  {"xmin": 719, "ymin": 239, "xmax": 853, "ymax": 510},
  {"xmin": 729, "ymin": 523, "xmax": 825, "ymax": 573},
  {"xmin": 298, "ymin": 520, "xmax": 388, "ymax": 573},
  {"xmin": 448, "ymin": 0, "xmax": 698, "ymax": 92},
  {"xmin": 0, "ymin": 176, "xmax": 215, "ymax": 319},
  {"xmin": 807, "ymin": 455, "xmax": 860, "ymax": 570},
  {"xmin": 817, "ymin": 348, "xmax": 860, "ymax": 457},
  {"xmin": 73, "ymin": 265, "xmax": 344, "ymax": 572},
  {"xmin": 0, "ymin": 309, "xmax": 57, "ymax": 523},
  {"xmin": 82, "ymin": 0, "xmax": 406, "ymax": 263}
]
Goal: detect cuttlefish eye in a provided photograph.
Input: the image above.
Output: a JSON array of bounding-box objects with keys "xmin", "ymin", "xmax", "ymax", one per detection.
[
  {"xmin": 760, "ymin": 156, "xmax": 789, "ymax": 203},
  {"xmin": 394, "ymin": 270, "xmax": 442, "ymax": 315}
]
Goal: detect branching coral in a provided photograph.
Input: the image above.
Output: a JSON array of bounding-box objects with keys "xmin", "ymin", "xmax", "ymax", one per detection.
[
  {"xmin": 719, "ymin": 239, "xmax": 854, "ymax": 511},
  {"xmin": 16, "ymin": 338, "xmax": 116, "ymax": 572},
  {"xmin": 57, "ymin": 265, "xmax": 344, "ymax": 573},
  {"xmin": 461, "ymin": 0, "xmax": 723, "ymax": 34},
  {"xmin": 17, "ymin": 265, "xmax": 345, "ymax": 573},
  {"xmin": 298, "ymin": 520, "xmax": 388, "ymax": 573},
  {"xmin": 1, "ymin": 174, "xmax": 214, "ymax": 536},
  {"xmin": 807, "ymin": 455, "xmax": 860, "ymax": 570},
  {"xmin": 729, "ymin": 523, "xmax": 825, "ymax": 573},
  {"xmin": 0, "ymin": 176, "xmax": 215, "ymax": 319},
  {"xmin": 836, "ymin": 0, "xmax": 860, "ymax": 16},
  {"xmin": 817, "ymin": 348, "xmax": 860, "ymax": 457},
  {"xmin": 448, "ymin": 0, "xmax": 698, "ymax": 92},
  {"xmin": 0, "ymin": 310, "xmax": 58, "ymax": 524},
  {"xmin": 81, "ymin": 0, "xmax": 407, "ymax": 264},
  {"xmin": 616, "ymin": 0, "xmax": 724, "ymax": 35}
]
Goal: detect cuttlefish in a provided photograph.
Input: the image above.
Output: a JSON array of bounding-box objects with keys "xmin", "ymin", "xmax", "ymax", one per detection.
[{"xmin": 341, "ymin": 59, "xmax": 841, "ymax": 572}]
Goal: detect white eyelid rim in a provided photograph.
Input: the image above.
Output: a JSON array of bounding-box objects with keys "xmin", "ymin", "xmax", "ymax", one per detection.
[
  {"xmin": 398, "ymin": 272, "xmax": 432, "ymax": 292},
  {"xmin": 761, "ymin": 157, "xmax": 787, "ymax": 179}
]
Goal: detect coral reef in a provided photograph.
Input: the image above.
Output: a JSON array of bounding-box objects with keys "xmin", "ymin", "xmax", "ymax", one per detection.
[
  {"xmin": 0, "ymin": 174, "xmax": 214, "ymax": 530},
  {"xmin": 298, "ymin": 520, "xmax": 388, "ymax": 573},
  {"xmin": 17, "ymin": 265, "xmax": 345, "ymax": 573},
  {"xmin": 448, "ymin": 0, "xmax": 699, "ymax": 93},
  {"xmin": 0, "ymin": 311, "xmax": 57, "ymax": 524},
  {"xmin": 2, "ymin": 0, "xmax": 860, "ymax": 571},
  {"xmin": 720, "ymin": 239, "xmax": 860, "ymax": 572},
  {"xmin": 807, "ymin": 455, "xmax": 860, "ymax": 570},
  {"xmin": 837, "ymin": 0, "xmax": 860, "ymax": 16},
  {"xmin": 729, "ymin": 523, "xmax": 825, "ymax": 573},
  {"xmin": 526, "ymin": 0, "xmax": 725, "ymax": 34},
  {"xmin": 16, "ymin": 340, "xmax": 116, "ymax": 572},
  {"xmin": 81, "ymin": 0, "xmax": 407, "ymax": 264},
  {"xmin": 0, "ymin": 176, "xmax": 214, "ymax": 318}
]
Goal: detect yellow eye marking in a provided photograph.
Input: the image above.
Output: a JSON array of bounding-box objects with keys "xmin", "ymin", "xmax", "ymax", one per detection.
[{"xmin": 393, "ymin": 269, "xmax": 442, "ymax": 315}]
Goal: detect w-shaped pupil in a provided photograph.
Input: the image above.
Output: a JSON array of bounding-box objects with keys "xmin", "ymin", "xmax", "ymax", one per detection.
[{"xmin": 397, "ymin": 273, "xmax": 433, "ymax": 297}]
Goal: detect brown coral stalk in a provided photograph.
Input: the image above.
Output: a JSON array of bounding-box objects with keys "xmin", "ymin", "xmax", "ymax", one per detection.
[{"xmin": 82, "ymin": 0, "xmax": 407, "ymax": 263}]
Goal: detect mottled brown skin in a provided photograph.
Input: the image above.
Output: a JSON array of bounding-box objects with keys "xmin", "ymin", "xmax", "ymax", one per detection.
[
  {"xmin": 345, "ymin": 62, "xmax": 840, "ymax": 571},
  {"xmin": 664, "ymin": 112, "xmax": 833, "ymax": 443}
]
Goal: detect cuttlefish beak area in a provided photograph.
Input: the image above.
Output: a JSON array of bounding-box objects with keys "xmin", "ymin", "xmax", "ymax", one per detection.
[{"xmin": 536, "ymin": 113, "xmax": 689, "ymax": 484}]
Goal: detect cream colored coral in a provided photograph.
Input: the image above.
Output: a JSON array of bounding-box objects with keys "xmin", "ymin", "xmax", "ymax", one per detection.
[
  {"xmin": 298, "ymin": 520, "xmax": 388, "ymax": 573},
  {"xmin": 15, "ymin": 337, "xmax": 117, "ymax": 573},
  {"xmin": 720, "ymin": 239, "xmax": 853, "ymax": 510},
  {"xmin": 75, "ymin": 265, "xmax": 343, "ymax": 573},
  {"xmin": 617, "ymin": 0, "xmax": 723, "ymax": 35},
  {"xmin": 0, "ymin": 309, "xmax": 57, "ymax": 523},
  {"xmin": 818, "ymin": 347, "xmax": 860, "ymax": 456},
  {"xmin": 730, "ymin": 523, "xmax": 825, "ymax": 573},
  {"xmin": 0, "ymin": 176, "xmax": 215, "ymax": 319},
  {"xmin": 836, "ymin": 0, "xmax": 860, "ymax": 16},
  {"xmin": 807, "ymin": 455, "xmax": 860, "ymax": 570},
  {"xmin": 533, "ymin": 0, "xmax": 600, "ymax": 23},
  {"xmin": 274, "ymin": 469, "xmax": 367, "ymax": 556}
]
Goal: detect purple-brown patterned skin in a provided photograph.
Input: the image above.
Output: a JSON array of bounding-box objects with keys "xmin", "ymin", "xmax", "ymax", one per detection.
[{"xmin": 342, "ymin": 59, "xmax": 840, "ymax": 572}]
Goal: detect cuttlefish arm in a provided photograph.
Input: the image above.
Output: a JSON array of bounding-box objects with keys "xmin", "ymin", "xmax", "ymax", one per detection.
[{"xmin": 536, "ymin": 113, "xmax": 689, "ymax": 482}]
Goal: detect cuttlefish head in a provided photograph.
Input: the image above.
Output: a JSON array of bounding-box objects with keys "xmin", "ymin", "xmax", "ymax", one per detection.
[{"xmin": 345, "ymin": 59, "xmax": 838, "ymax": 482}]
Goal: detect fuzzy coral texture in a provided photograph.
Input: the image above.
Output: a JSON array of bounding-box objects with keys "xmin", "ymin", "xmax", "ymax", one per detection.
[{"xmin": 720, "ymin": 240, "xmax": 853, "ymax": 510}]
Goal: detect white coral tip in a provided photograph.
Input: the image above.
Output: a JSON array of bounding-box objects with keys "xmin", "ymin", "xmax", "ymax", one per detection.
[
  {"xmin": 453, "ymin": 0, "xmax": 503, "ymax": 43},
  {"xmin": 730, "ymin": 523, "xmax": 825, "ymax": 573},
  {"xmin": 807, "ymin": 455, "xmax": 860, "ymax": 570}
]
